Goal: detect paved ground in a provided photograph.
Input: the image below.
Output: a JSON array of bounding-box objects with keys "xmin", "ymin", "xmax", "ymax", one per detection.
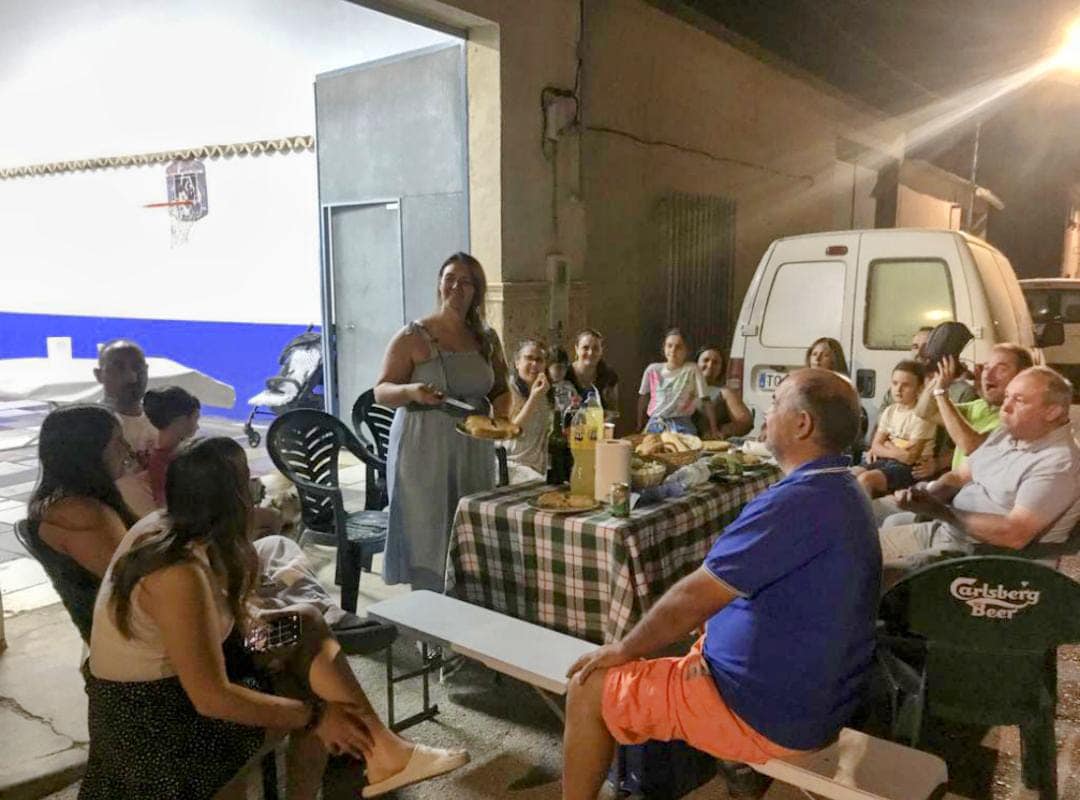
[{"xmin": 1, "ymin": 402, "xmax": 1079, "ymax": 799}]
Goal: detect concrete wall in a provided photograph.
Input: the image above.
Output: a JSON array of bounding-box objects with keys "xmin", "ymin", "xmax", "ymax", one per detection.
[
  {"xmin": 897, "ymin": 185, "xmax": 962, "ymax": 230},
  {"xmin": 382, "ymin": 0, "xmax": 903, "ymax": 426},
  {"xmin": 578, "ymin": 0, "xmax": 901, "ymax": 422}
]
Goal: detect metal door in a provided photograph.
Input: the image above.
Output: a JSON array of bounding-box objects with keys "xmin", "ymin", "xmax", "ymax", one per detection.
[
  {"xmin": 851, "ymin": 231, "xmax": 972, "ymax": 434},
  {"xmin": 323, "ymin": 201, "xmax": 403, "ymax": 418},
  {"xmin": 738, "ymin": 233, "xmax": 859, "ymax": 429},
  {"xmin": 316, "ymin": 42, "xmax": 469, "ymax": 415}
]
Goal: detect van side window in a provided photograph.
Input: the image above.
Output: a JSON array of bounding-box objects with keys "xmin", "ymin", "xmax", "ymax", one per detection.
[
  {"xmin": 760, "ymin": 261, "xmax": 845, "ymax": 347},
  {"xmin": 865, "ymin": 259, "xmax": 954, "ymax": 349}
]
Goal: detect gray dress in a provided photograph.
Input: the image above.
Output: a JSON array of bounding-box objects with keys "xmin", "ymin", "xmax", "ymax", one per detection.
[{"xmin": 384, "ymin": 323, "xmax": 495, "ymax": 591}]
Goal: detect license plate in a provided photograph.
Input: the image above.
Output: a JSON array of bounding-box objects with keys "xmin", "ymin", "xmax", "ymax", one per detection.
[{"xmin": 756, "ymin": 369, "xmax": 786, "ymax": 393}]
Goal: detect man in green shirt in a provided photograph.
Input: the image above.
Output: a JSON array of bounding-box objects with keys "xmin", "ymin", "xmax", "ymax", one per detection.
[{"xmin": 914, "ymin": 343, "xmax": 1034, "ymax": 469}]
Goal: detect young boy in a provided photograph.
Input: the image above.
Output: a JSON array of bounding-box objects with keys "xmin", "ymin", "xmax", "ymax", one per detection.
[
  {"xmin": 856, "ymin": 360, "xmax": 937, "ymax": 498},
  {"xmin": 547, "ymin": 346, "xmax": 579, "ymax": 415}
]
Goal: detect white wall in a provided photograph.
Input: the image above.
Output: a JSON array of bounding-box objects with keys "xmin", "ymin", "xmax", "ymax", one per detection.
[
  {"xmin": 897, "ymin": 185, "xmax": 962, "ymax": 231},
  {"xmin": 0, "ymin": 0, "xmax": 454, "ymax": 325}
]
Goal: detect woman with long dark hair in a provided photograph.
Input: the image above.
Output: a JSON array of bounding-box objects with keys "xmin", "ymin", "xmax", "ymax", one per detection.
[
  {"xmin": 20, "ymin": 405, "xmax": 138, "ymax": 641},
  {"xmin": 375, "ymin": 252, "xmax": 511, "ymax": 590},
  {"xmin": 805, "ymin": 337, "xmax": 849, "ymax": 374},
  {"xmin": 83, "ymin": 437, "xmax": 467, "ymax": 799}
]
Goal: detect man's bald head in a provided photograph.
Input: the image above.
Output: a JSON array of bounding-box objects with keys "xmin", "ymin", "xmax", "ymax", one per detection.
[
  {"xmin": 783, "ymin": 368, "xmax": 861, "ymax": 453},
  {"xmin": 97, "ymin": 339, "xmax": 144, "ymax": 367},
  {"xmin": 94, "ymin": 339, "xmax": 147, "ymax": 410}
]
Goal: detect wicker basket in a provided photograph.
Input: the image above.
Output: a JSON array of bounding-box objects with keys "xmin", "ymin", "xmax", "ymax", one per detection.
[
  {"xmin": 630, "ymin": 463, "xmax": 668, "ymax": 490},
  {"xmin": 625, "ymin": 434, "xmax": 703, "ymax": 469}
]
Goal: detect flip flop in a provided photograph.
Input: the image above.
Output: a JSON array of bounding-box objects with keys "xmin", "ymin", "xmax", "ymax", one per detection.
[{"xmin": 361, "ymin": 745, "xmax": 470, "ymax": 798}]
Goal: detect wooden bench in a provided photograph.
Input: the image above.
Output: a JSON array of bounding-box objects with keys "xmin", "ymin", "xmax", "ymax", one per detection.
[{"xmin": 368, "ymin": 591, "xmax": 948, "ymax": 800}]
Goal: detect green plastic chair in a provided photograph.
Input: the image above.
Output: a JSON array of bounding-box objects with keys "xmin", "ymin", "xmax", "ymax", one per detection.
[{"xmin": 878, "ymin": 555, "xmax": 1080, "ymax": 800}]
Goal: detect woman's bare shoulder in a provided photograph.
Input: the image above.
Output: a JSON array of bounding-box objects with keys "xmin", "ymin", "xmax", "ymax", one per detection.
[{"xmin": 40, "ymin": 497, "xmax": 118, "ymax": 532}]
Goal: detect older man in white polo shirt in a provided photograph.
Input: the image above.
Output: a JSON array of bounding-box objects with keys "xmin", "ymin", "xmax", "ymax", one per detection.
[{"xmin": 880, "ymin": 366, "xmax": 1080, "ymax": 575}]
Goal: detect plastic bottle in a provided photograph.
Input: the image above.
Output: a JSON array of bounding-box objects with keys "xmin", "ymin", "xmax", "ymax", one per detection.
[
  {"xmin": 584, "ymin": 387, "xmax": 604, "ymax": 437},
  {"xmin": 569, "ymin": 390, "xmax": 603, "ymax": 497},
  {"xmin": 666, "ymin": 461, "xmax": 711, "ymax": 491}
]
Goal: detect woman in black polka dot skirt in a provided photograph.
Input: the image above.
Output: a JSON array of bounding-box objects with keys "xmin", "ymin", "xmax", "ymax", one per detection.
[{"xmin": 81, "ymin": 437, "xmax": 468, "ymax": 799}]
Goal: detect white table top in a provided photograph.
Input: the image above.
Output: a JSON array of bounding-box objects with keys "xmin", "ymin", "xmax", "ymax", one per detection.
[
  {"xmin": 0, "ymin": 357, "xmax": 236, "ymax": 408},
  {"xmin": 367, "ymin": 590, "xmax": 597, "ymax": 696}
]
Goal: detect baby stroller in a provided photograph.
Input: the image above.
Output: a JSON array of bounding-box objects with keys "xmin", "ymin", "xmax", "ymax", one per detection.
[{"xmin": 244, "ymin": 328, "xmax": 324, "ymax": 447}]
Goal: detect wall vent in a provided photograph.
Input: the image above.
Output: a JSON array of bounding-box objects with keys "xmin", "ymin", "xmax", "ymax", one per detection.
[{"xmin": 657, "ymin": 192, "xmax": 737, "ymax": 350}]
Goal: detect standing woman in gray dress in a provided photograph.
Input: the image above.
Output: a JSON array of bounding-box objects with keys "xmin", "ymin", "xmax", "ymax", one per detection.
[{"xmin": 375, "ymin": 253, "xmax": 510, "ymax": 591}]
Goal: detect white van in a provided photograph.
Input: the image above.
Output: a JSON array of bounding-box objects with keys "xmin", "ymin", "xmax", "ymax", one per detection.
[
  {"xmin": 1019, "ymin": 278, "xmax": 1080, "ymax": 393},
  {"xmin": 729, "ymin": 229, "xmax": 1060, "ymax": 435}
]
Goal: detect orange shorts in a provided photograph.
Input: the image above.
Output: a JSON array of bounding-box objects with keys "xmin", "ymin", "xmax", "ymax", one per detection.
[{"xmin": 601, "ymin": 637, "xmax": 803, "ymax": 764}]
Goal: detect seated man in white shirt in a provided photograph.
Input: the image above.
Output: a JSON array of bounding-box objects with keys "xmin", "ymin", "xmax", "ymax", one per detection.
[
  {"xmin": 95, "ymin": 339, "xmax": 281, "ymax": 533},
  {"xmin": 880, "ymin": 367, "xmax": 1080, "ymax": 579},
  {"xmin": 94, "ymin": 339, "xmax": 371, "ymax": 631}
]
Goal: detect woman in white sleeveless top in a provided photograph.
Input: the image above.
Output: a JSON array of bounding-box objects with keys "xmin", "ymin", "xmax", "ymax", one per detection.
[{"xmin": 83, "ymin": 437, "xmax": 467, "ymax": 799}]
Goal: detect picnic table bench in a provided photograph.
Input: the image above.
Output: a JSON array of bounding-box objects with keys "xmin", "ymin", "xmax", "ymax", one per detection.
[{"xmin": 368, "ymin": 591, "xmax": 948, "ymax": 800}]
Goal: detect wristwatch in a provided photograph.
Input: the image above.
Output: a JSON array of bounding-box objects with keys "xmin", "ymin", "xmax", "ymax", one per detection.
[
  {"xmin": 932, "ymin": 388, "xmax": 947, "ymax": 397},
  {"xmin": 303, "ymin": 698, "xmax": 326, "ymax": 732}
]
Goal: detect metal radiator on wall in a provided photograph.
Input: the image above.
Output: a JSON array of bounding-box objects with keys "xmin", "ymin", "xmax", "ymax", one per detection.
[{"xmin": 657, "ymin": 192, "xmax": 737, "ymax": 351}]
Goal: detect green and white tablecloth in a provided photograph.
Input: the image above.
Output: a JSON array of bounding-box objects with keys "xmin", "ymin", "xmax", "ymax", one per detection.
[{"xmin": 446, "ymin": 474, "xmax": 778, "ymax": 644}]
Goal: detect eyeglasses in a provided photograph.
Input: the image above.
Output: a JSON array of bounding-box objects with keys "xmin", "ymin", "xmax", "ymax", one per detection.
[{"xmin": 443, "ymin": 276, "xmax": 475, "ymax": 290}]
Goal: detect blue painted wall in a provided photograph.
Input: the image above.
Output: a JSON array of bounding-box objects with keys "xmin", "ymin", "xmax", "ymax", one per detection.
[{"xmin": 0, "ymin": 312, "xmax": 321, "ymax": 420}]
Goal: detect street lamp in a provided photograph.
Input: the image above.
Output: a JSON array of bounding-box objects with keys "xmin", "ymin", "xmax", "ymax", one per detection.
[{"xmin": 1053, "ymin": 19, "xmax": 1080, "ymax": 70}]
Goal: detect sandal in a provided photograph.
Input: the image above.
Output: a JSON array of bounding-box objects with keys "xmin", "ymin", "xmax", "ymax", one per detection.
[{"xmin": 361, "ymin": 745, "xmax": 470, "ymax": 798}]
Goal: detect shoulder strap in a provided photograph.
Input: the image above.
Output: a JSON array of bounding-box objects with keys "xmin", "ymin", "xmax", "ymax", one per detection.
[{"xmin": 407, "ymin": 321, "xmax": 440, "ymax": 356}]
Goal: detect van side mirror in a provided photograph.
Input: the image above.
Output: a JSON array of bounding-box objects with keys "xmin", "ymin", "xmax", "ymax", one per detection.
[{"xmin": 1036, "ymin": 320, "xmax": 1065, "ymax": 348}]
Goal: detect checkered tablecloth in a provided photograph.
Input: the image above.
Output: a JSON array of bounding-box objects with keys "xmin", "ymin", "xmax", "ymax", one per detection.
[{"xmin": 446, "ymin": 474, "xmax": 778, "ymax": 644}]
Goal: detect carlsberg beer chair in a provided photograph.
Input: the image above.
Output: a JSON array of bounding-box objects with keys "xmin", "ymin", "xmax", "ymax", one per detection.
[{"xmin": 878, "ymin": 555, "xmax": 1080, "ymax": 800}]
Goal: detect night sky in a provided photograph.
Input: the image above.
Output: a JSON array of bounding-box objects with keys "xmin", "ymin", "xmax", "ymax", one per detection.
[{"xmin": 673, "ymin": 0, "xmax": 1080, "ymax": 276}]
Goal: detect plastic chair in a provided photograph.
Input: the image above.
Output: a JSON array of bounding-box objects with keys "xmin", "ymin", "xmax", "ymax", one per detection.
[
  {"xmin": 351, "ymin": 388, "xmax": 510, "ymax": 488},
  {"xmin": 267, "ymin": 410, "xmax": 387, "ymax": 613},
  {"xmin": 878, "ymin": 555, "xmax": 1080, "ymax": 799},
  {"xmin": 351, "ymin": 389, "xmax": 394, "ymax": 509}
]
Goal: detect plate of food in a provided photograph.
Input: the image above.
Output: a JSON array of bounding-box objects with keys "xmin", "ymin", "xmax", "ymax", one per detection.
[
  {"xmin": 708, "ymin": 451, "xmax": 774, "ymax": 481},
  {"xmin": 527, "ymin": 490, "xmax": 602, "ymax": 514},
  {"xmin": 455, "ymin": 415, "xmax": 522, "ymax": 440}
]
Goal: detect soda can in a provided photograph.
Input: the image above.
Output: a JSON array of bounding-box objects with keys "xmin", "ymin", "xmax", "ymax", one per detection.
[{"xmin": 609, "ymin": 482, "xmax": 631, "ymax": 518}]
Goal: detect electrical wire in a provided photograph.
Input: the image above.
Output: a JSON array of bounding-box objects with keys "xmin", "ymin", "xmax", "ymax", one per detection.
[{"xmin": 582, "ymin": 124, "xmax": 816, "ymax": 186}]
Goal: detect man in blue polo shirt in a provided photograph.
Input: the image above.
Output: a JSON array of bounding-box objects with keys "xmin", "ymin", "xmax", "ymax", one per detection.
[{"xmin": 561, "ymin": 369, "xmax": 881, "ymax": 800}]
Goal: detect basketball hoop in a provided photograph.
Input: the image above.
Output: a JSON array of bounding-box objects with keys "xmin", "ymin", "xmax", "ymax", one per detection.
[
  {"xmin": 143, "ymin": 198, "xmax": 198, "ymax": 246},
  {"xmin": 143, "ymin": 159, "xmax": 209, "ymax": 247}
]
